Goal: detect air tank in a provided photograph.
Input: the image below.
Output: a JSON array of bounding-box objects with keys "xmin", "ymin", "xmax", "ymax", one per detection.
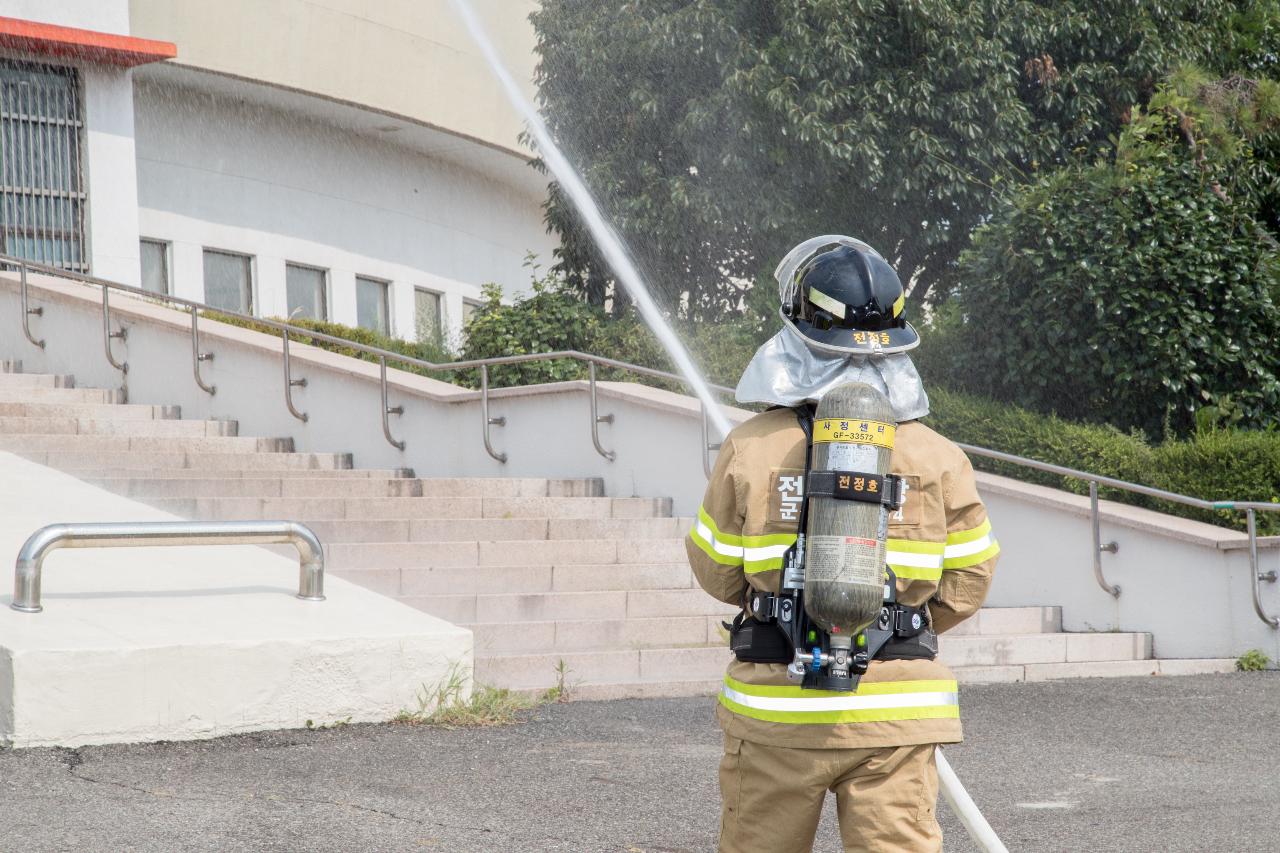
[{"xmin": 804, "ymin": 382, "xmax": 895, "ymax": 640}]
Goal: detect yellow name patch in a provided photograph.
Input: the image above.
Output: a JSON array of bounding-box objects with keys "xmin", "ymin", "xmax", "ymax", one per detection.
[{"xmin": 812, "ymin": 418, "xmax": 896, "ymax": 449}]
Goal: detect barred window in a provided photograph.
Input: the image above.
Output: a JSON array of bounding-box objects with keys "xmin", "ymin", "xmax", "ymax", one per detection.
[{"xmin": 0, "ymin": 62, "xmax": 85, "ymax": 272}]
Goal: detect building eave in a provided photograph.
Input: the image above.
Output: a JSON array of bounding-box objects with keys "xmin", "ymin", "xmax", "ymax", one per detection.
[{"xmin": 0, "ymin": 16, "xmax": 176, "ymax": 68}]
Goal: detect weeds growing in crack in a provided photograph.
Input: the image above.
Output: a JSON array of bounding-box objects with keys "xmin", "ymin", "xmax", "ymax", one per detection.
[{"xmin": 394, "ymin": 662, "xmax": 534, "ymax": 729}]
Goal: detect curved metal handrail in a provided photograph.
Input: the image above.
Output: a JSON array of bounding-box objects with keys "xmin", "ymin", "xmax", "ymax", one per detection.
[
  {"xmin": 10, "ymin": 519, "xmax": 325, "ymax": 613},
  {"xmin": 4, "ymin": 253, "xmax": 1274, "ymax": 626},
  {"xmin": 281, "ymin": 329, "xmax": 308, "ymax": 422},
  {"xmin": 1, "ymin": 254, "xmax": 733, "ymax": 465},
  {"xmin": 19, "ymin": 264, "xmax": 45, "ymax": 349},
  {"xmin": 101, "ymin": 286, "xmax": 128, "ymax": 375}
]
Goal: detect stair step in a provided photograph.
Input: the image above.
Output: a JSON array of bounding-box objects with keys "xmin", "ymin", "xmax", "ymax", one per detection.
[
  {"xmin": 948, "ymin": 607, "xmax": 1062, "ymax": 636},
  {"xmin": 84, "ymin": 476, "xmax": 425, "ymax": 498},
  {"xmin": 466, "ymin": 616, "xmax": 721, "ymax": 654},
  {"xmin": 953, "ymin": 658, "xmax": 1236, "ymax": 684},
  {"xmin": 0, "ymin": 416, "xmax": 236, "ymax": 437},
  {"xmin": 128, "ymin": 495, "xmax": 671, "ymax": 521},
  {"xmin": 0, "ymin": 387, "xmax": 123, "ymax": 403},
  {"xmin": 325, "ymin": 537, "xmax": 687, "ymax": 569},
  {"xmin": 937, "ymin": 632, "xmax": 1151, "ymax": 667},
  {"xmin": 475, "ymin": 646, "xmax": 735, "ymax": 691},
  {"xmin": 0, "ymin": 372, "xmax": 73, "ymax": 387},
  {"xmin": 409, "ymin": 477, "xmax": 606, "ymax": 498},
  {"xmin": 69, "ymin": 468, "xmax": 408, "ymax": 481},
  {"xmin": 332, "ymin": 561, "xmax": 694, "ymax": 598},
  {"xmin": 34, "ymin": 451, "xmax": 353, "ymax": 471},
  {"xmin": 0, "ymin": 401, "xmax": 180, "ymax": 420},
  {"xmin": 403, "ymin": 588, "xmax": 737, "ymax": 624},
  {"xmin": 0, "ymin": 434, "xmax": 288, "ymax": 452}
]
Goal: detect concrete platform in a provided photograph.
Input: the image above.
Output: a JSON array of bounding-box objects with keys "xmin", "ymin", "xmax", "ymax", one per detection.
[{"xmin": 0, "ymin": 452, "xmax": 471, "ymax": 748}]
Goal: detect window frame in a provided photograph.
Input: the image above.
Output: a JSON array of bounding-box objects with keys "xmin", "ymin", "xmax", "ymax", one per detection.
[
  {"xmin": 355, "ymin": 274, "xmax": 392, "ymax": 337},
  {"xmin": 201, "ymin": 246, "xmax": 256, "ymax": 315},
  {"xmin": 284, "ymin": 260, "xmax": 330, "ymax": 322},
  {"xmin": 139, "ymin": 237, "xmax": 172, "ymax": 296},
  {"xmin": 413, "ymin": 285, "xmax": 445, "ymax": 344}
]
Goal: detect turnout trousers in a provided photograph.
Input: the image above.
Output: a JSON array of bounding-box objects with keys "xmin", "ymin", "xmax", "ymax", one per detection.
[{"xmin": 717, "ymin": 735, "xmax": 942, "ymax": 853}]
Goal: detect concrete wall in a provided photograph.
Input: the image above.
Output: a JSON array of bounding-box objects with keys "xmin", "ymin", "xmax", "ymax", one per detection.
[
  {"xmin": 4, "ymin": 269, "xmax": 1277, "ymax": 662},
  {"xmin": 128, "ymin": 0, "xmax": 539, "ymax": 157},
  {"xmin": 132, "ymin": 72, "xmax": 555, "ymax": 340}
]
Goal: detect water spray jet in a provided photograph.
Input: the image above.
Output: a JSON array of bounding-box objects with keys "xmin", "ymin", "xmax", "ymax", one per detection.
[{"xmin": 447, "ymin": 0, "xmax": 733, "ymax": 441}]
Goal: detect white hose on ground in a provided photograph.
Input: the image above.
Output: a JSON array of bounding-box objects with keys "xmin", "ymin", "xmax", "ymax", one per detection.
[{"xmin": 936, "ymin": 748, "xmax": 1009, "ymax": 853}]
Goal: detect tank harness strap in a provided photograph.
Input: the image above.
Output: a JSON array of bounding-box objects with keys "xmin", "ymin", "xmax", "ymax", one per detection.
[{"xmin": 806, "ymin": 470, "xmax": 906, "ymax": 509}]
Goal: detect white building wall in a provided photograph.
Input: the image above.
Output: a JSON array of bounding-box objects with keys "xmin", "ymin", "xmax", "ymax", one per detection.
[
  {"xmin": 132, "ymin": 75, "xmax": 555, "ymax": 341},
  {"xmin": 0, "ymin": 0, "xmax": 143, "ymax": 286}
]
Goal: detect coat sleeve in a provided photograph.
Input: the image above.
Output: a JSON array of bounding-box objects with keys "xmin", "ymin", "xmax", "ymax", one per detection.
[
  {"xmin": 930, "ymin": 450, "xmax": 999, "ymax": 634},
  {"xmin": 686, "ymin": 435, "xmax": 748, "ymax": 607}
]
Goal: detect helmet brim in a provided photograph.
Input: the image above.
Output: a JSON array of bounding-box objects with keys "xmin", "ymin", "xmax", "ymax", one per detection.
[{"xmin": 783, "ymin": 313, "xmax": 920, "ymax": 355}]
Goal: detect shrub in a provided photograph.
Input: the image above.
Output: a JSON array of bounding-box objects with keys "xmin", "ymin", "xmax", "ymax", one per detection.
[
  {"xmin": 203, "ymin": 312, "xmax": 455, "ymax": 380},
  {"xmin": 1236, "ymin": 649, "xmax": 1272, "ymax": 671},
  {"xmin": 950, "ymin": 76, "xmax": 1280, "ymax": 439}
]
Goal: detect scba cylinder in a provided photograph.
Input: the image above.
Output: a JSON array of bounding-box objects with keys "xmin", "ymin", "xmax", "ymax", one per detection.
[{"xmin": 804, "ymin": 382, "xmax": 895, "ymax": 639}]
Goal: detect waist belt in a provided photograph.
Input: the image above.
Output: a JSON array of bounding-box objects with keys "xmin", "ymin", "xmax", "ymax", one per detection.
[{"xmin": 727, "ymin": 600, "xmax": 937, "ymax": 665}]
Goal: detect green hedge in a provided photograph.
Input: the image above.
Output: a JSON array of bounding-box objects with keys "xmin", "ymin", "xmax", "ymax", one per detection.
[
  {"xmin": 202, "ymin": 313, "xmax": 456, "ymax": 382},
  {"xmin": 926, "ymin": 387, "xmax": 1280, "ymax": 534}
]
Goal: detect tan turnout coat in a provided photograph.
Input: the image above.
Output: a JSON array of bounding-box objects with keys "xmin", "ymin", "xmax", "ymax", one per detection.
[{"xmin": 687, "ymin": 407, "xmax": 999, "ymax": 750}]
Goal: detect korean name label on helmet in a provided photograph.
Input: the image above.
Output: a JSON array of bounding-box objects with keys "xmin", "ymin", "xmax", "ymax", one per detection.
[{"xmin": 811, "ymin": 418, "xmax": 896, "ymax": 450}]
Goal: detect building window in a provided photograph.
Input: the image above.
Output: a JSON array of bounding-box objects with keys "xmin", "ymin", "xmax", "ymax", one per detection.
[
  {"xmin": 462, "ymin": 299, "xmax": 482, "ymax": 327},
  {"xmin": 414, "ymin": 287, "xmax": 443, "ymax": 344},
  {"xmin": 356, "ymin": 276, "xmax": 390, "ymax": 336},
  {"xmin": 139, "ymin": 239, "xmax": 170, "ymax": 295},
  {"xmin": 203, "ymin": 249, "xmax": 253, "ymax": 313},
  {"xmin": 286, "ymin": 262, "xmax": 328, "ymax": 321},
  {"xmin": 0, "ymin": 61, "xmax": 85, "ymax": 272}
]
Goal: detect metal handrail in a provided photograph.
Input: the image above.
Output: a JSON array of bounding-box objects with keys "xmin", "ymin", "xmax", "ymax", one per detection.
[
  {"xmin": 281, "ymin": 328, "xmax": 308, "ymax": 422},
  {"xmin": 101, "ymin": 286, "xmax": 128, "ymax": 375},
  {"xmin": 5, "ymin": 254, "xmax": 1273, "ymax": 626},
  {"xmin": 19, "ymin": 264, "xmax": 45, "ymax": 349},
  {"xmin": 10, "ymin": 520, "xmax": 325, "ymax": 613},
  {"xmin": 959, "ymin": 443, "xmax": 1279, "ymax": 625},
  {"xmin": 1, "ymin": 254, "xmax": 733, "ymax": 465}
]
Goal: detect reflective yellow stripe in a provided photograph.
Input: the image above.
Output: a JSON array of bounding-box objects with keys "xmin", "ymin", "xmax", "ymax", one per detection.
[
  {"xmin": 689, "ymin": 506, "xmax": 744, "ymax": 567},
  {"xmin": 946, "ymin": 518, "xmax": 992, "ymax": 546},
  {"xmin": 944, "ymin": 539, "xmax": 1000, "ymax": 570},
  {"xmin": 720, "ymin": 676, "xmax": 960, "ymax": 725},
  {"xmin": 699, "ymin": 506, "xmax": 742, "ymax": 546},
  {"xmin": 743, "ymin": 533, "xmax": 796, "ymax": 574},
  {"xmin": 891, "ymin": 292, "xmax": 905, "ymax": 317},
  {"xmin": 886, "ymin": 538, "xmax": 944, "ymax": 581}
]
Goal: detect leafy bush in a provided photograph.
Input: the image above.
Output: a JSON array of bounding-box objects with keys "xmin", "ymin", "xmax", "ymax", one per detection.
[
  {"xmin": 950, "ymin": 79, "xmax": 1280, "ymax": 439},
  {"xmin": 203, "ymin": 312, "xmax": 456, "ymax": 380},
  {"xmin": 1236, "ymin": 648, "xmax": 1272, "ymax": 671},
  {"xmin": 925, "ymin": 387, "xmax": 1280, "ymax": 533}
]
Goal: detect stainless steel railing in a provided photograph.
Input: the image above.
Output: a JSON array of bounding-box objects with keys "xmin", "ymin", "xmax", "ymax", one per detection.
[
  {"xmin": 4, "ymin": 254, "xmax": 1275, "ymax": 626},
  {"xmin": 10, "ymin": 520, "xmax": 326, "ymax": 613},
  {"xmin": 2, "ymin": 254, "xmax": 734, "ymax": 472},
  {"xmin": 958, "ymin": 443, "xmax": 1280, "ymax": 628}
]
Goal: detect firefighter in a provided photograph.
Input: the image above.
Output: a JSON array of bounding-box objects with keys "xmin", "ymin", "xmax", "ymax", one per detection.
[{"xmin": 688, "ymin": 236, "xmax": 999, "ymax": 853}]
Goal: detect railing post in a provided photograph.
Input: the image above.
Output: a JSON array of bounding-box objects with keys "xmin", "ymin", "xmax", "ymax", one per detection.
[
  {"xmin": 281, "ymin": 329, "xmax": 308, "ymax": 422},
  {"xmin": 379, "ymin": 356, "xmax": 405, "ymax": 450},
  {"xmin": 190, "ymin": 306, "xmax": 216, "ymax": 395},
  {"xmin": 588, "ymin": 362, "xmax": 615, "ymax": 461},
  {"xmin": 101, "ymin": 285, "xmax": 128, "ymax": 374},
  {"xmin": 701, "ymin": 403, "xmax": 723, "ymax": 478},
  {"xmin": 1247, "ymin": 508, "xmax": 1279, "ymax": 628},
  {"xmin": 19, "ymin": 263, "xmax": 45, "ymax": 349},
  {"xmin": 481, "ymin": 364, "xmax": 507, "ymax": 463},
  {"xmin": 1090, "ymin": 480, "xmax": 1121, "ymax": 597}
]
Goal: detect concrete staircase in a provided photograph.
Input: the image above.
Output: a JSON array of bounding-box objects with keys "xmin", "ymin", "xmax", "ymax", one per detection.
[{"xmin": 0, "ymin": 365, "xmax": 1233, "ymax": 698}]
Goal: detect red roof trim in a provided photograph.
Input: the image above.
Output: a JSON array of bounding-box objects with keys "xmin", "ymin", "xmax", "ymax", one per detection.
[{"xmin": 0, "ymin": 16, "xmax": 176, "ymax": 68}]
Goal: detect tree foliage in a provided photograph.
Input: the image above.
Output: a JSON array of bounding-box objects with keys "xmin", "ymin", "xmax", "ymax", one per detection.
[
  {"xmin": 947, "ymin": 73, "xmax": 1280, "ymax": 439},
  {"xmin": 531, "ymin": 0, "xmax": 1275, "ymax": 317}
]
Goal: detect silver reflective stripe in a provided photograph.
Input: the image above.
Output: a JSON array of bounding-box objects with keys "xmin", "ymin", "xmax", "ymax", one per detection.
[
  {"xmin": 944, "ymin": 535, "xmax": 994, "ymax": 559},
  {"xmin": 722, "ymin": 683, "xmax": 959, "ymax": 713},
  {"xmin": 885, "ymin": 550, "xmax": 944, "ymax": 569},
  {"xmin": 743, "ymin": 543, "xmax": 791, "ymax": 562},
  {"xmin": 694, "ymin": 517, "xmax": 744, "ymax": 559}
]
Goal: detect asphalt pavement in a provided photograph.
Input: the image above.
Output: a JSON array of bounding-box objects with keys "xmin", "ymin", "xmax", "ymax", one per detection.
[{"xmin": 1, "ymin": 673, "xmax": 1275, "ymax": 852}]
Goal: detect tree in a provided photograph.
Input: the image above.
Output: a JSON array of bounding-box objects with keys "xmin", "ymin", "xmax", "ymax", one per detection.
[
  {"xmin": 530, "ymin": 0, "xmax": 1277, "ymax": 317},
  {"xmin": 947, "ymin": 73, "xmax": 1280, "ymax": 439}
]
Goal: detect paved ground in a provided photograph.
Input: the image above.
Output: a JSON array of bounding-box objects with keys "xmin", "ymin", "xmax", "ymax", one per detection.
[{"xmin": 1, "ymin": 673, "xmax": 1275, "ymax": 852}]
